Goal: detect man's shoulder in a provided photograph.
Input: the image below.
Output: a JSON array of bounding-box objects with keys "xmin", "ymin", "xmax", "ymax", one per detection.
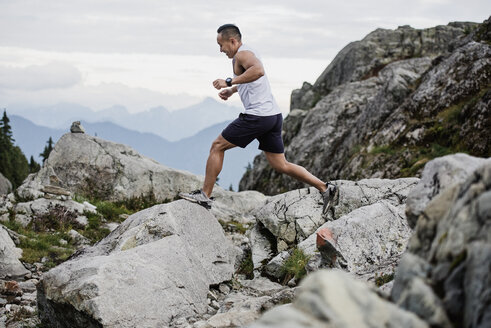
[{"xmin": 236, "ymin": 44, "xmax": 260, "ymax": 60}]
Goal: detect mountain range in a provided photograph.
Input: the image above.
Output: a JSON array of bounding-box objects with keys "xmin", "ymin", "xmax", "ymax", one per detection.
[
  {"xmin": 8, "ymin": 97, "xmax": 243, "ymax": 141},
  {"xmin": 10, "ymin": 115, "xmax": 260, "ymax": 190}
]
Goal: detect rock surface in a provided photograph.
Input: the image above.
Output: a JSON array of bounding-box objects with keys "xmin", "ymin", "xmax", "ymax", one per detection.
[
  {"xmin": 240, "ymin": 20, "xmax": 490, "ymax": 195},
  {"xmin": 0, "ymin": 173, "xmax": 12, "ymax": 196},
  {"xmin": 405, "ymin": 153, "xmax": 491, "ymax": 227},
  {"xmin": 0, "ymin": 226, "xmax": 29, "ymax": 279},
  {"xmin": 16, "ymin": 133, "xmax": 204, "ymax": 202},
  {"xmin": 37, "ymin": 200, "xmax": 235, "ymax": 328},
  {"xmin": 247, "ymin": 270, "xmax": 428, "ymax": 328},
  {"xmin": 391, "ymin": 160, "xmax": 491, "ymax": 328},
  {"xmin": 251, "ymin": 178, "xmax": 418, "ymax": 281}
]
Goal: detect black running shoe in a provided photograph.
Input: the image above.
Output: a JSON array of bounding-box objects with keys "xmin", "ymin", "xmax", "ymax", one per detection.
[
  {"xmin": 179, "ymin": 189, "xmax": 213, "ymax": 209},
  {"xmin": 321, "ymin": 182, "xmax": 338, "ymax": 215}
]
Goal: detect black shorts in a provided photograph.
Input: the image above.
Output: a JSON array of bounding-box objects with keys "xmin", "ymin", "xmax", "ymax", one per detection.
[{"xmin": 221, "ymin": 113, "xmax": 284, "ymax": 154}]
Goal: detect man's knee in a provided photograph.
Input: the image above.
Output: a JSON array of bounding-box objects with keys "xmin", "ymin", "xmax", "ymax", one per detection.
[
  {"xmin": 210, "ymin": 136, "xmax": 231, "ymax": 153},
  {"xmin": 269, "ymin": 159, "xmax": 289, "ymax": 173}
]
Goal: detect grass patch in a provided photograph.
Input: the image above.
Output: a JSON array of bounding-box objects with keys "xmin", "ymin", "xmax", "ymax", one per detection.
[
  {"xmin": 369, "ymin": 145, "xmax": 397, "ymax": 155},
  {"xmin": 450, "ymin": 250, "xmax": 467, "ymax": 271},
  {"xmin": 74, "ymin": 193, "xmax": 164, "ymax": 222},
  {"xmin": 236, "ymin": 250, "xmax": 254, "ymax": 279},
  {"xmin": 374, "ymin": 272, "xmax": 395, "ymax": 287},
  {"xmin": 280, "ymin": 248, "xmax": 311, "ymax": 284},
  {"xmin": 80, "ymin": 211, "xmax": 111, "ymax": 243},
  {"xmin": 218, "ymin": 219, "xmax": 248, "ymax": 234},
  {"xmin": 3, "ymin": 217, "xmax": 75, "ymax": 269}
]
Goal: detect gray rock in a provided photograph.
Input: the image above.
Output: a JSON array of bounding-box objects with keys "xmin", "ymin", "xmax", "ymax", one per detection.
[
  {"xmin": 70, "ymin": 121, "xmax": 85, "ymax": 133},
  {"xmin": 68, "ymin": 229, "xmax": 90, "ymax": 247},
  {"xmin": 13, "ymin": 214, "xmax": 31, "ymax": 227},
  {"xmin": 247, "ymin": 269, "xmax": 428, "ymax": 328},
  {"xmin": 249, "ymin": 221, "xmax": 276, "ymax": 273},
  {"xmin": 15, "ymin": 198, "xmax": 86, "ymax": 217},
  {"xmin": 74, "ymin": 215, "xmax": 88, "ymax": 227},
  {"xmin": 240, "ymin": 22, "xmax": 489, "ymax": 196},
  {"xmin": 0, "ymin": 195, "xmax": 14, "ymax": 215},
  {"xmin": 103, "ymin": 222, "xmax": 119, "ymax": 232},
  {"xmin": 315, "ymin": 23, "xmax": 473, "ymax": 95},
  {"xmin": 41, "ymin": 185, "xmax": 71, "ymax": 196},
  {"xmin": 16, "ymin": 133, "xmax": 204, "ymax": 202},
  {"xmin": 211, "ymin": 189, "xmax": 268, "ymax": 224},
  {"xmin": 290, "ymin": 82, "xmax": 320, "ymax": 110},
  {"xmin": 0, "ymin": 226, "xmax": 29, "ymax": 279},
  {"xmin": 392, "ymin": 161, "xmax": 491, "ymax": 328},
  {"xmin": 0, "ymin": 173, "xmax": 12, "ymax": 196},
  {"xmin": 255, "ymin": 178, "xmax": 417, "ymax": 278},
  {"xmin": 265, "ymin": 199, "xmax": 411, "ymax": 284},
  {"xmin": 241, "ymin": 56, "xmax": 432, "ymax": 194},
  {"xmin": 37, "ymin": 200, "xmax": 235, "ymax": 328},
  {"xmin": 405, "ymin": 153, "xmax": 491, "ymax": 228},
  {"xmin": 197, "ymin": 278, "xmax": 291, "ymax": 328}
]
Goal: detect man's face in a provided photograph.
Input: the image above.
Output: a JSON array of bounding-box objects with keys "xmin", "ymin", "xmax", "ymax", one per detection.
[{"xmin": 217, "ymin": 33, "xmax": 235, "ymax": 59}]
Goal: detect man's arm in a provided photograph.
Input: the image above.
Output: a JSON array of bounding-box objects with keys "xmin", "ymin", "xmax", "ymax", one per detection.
[
  {"xmin": 218, "ymin": 86, "xmax": 237, "ymax": 100},
  {"xmin": 231, "ymin": 50, "xmax": 264, "ymax": 85},
  {"xmin": 213, "ymin": 51, "xmax": 264, "ymax": 90}
]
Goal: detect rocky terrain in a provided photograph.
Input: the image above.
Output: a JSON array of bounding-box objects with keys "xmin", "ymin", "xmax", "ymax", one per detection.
[
  {"xmin": 0, "ymin": 17, "xmax": 489, "ymax": 328},
  {"xmin": 0, "ymin": 120, "xmax": 489, "ymax": 327},
  {"xmin": 240, "ymin": 18, "xmax": 490, "ymax": 195}
]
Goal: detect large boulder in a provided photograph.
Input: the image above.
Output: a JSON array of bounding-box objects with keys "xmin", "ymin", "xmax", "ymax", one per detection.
[
  {"xmin": 265, "ymin": 200, "xmax": 412, "ymax": 284},
  {"xmin": 16, "ymin": 133, "xmax": 203, "ymax": 202},
  {"xmin": 37, "ymin": 200, "xmax": 235, "ymax": 328},
  {"xmin": 391, "ymin": 161, "xmax": 491, "ymax": 327},
  {"xmin": 0, "ymin": 225, "xmax": 29, "ymax": 279},
  {"xmin": 247, "ymin": 269, "xmax": 428, "ymax": 328},
  {"xmin": 405, "ymin": 153, "xmax": 491, "ymax": 227},
  {"xmin": 240, "ymin": 20, "xmax": 490, "ymax": 195},
  {"xmin": 251, "ymin": 178, "xmax": 418, "ymax": 280},
  {"xmin": 0, "ymin": 173, "xmax": 12, "ymax": 196},
  {"xmin": 241, "ymin": 56, "xmax": 433, "ymax": 194},
  {"xmin": 290, "ymin": 23, "xmax": 473, "ymax": 110}
]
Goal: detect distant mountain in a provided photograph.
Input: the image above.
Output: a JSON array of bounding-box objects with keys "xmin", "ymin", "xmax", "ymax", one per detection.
[
  {"xmin": 10, "ymin": 115, "xmax": 259, "ymax": 190},
  {"xmin": 8, "ymin": 97, "xmax": 243, "ymax": 141}
]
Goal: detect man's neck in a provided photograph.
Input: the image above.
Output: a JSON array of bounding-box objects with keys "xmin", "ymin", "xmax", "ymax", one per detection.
[{"xmin": 232, "ymin": 42, "xmax": 243, "ymax": 58}]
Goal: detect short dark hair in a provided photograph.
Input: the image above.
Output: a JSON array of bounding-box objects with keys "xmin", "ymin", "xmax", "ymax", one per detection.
[{"xmin": 217, "ymin": 24, "xmax": 241, "ymax": 41}]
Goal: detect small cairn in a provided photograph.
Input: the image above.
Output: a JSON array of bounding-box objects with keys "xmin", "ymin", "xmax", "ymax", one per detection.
[{"xmin": 70, "ymin": 121, "xmax": 85, "ymax": 133}]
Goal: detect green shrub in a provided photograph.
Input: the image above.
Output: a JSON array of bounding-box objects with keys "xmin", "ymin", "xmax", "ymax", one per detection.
[
  {"xmin": 236, "ymin": 250, "xmax": 254, "ymax": 279},
  {"xmin": 374, "ymin": 272, "xmax": 395, "ymax": 287},
  {"xmin": 280, "ymin": 248, "xmax": 311, "ymax": 283}
]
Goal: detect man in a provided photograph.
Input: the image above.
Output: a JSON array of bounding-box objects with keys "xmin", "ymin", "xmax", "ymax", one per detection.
[{"xmin": 179, "ymin": 24, "xmax": 338, "ymax": 213}]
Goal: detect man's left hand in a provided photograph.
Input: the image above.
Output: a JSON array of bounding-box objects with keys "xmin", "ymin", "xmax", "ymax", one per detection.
[{"xmin": 213, "ymin": 79, "xmax": 227, "ymax": 90}]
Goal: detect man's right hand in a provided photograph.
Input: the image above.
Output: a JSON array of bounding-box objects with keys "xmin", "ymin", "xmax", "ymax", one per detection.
[{"xmin": 219, "ymin": 88, "xmax": 234, "ymax": 100}]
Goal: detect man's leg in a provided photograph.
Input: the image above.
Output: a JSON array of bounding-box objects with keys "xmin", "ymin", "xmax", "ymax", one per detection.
[
  {"xmin": 203, "ymin": 135, "xmax": 236, "ymax": 197},
  {"xmin": 264, "ymin": 152, "xmax": 327, "ymax": 192}
]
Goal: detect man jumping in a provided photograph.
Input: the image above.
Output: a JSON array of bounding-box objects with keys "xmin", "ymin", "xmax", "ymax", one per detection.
[{"xmin": 179, "ymin": 24, "xmax": 338, "ymax": 213}]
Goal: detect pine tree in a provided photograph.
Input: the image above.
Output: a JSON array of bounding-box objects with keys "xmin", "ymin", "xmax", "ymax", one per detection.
[
  {"xmin": 29, "ymin": 156, "xmax": 41, "ymax": 173},
  {"xmin": 40, "ymin": 137, "xmax": 54, "ymax": 163},
  {"xmin": 0, "ymin": 110, "xmax": 29, "ymax": 188},
  {"xmin": 10, "ymin": 146, "xmax": 29, "ymax": 187},
  {"xmin": 1, "ymin": 109, "xmax": 14, "ymax": 143},
  {"xmin": 0, "ymin": 109, "xmax": 13, "ymax": 181}
]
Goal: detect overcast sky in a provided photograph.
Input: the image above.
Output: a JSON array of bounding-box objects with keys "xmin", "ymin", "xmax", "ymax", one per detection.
[{"xmin": 0, "ymin": 0, "xmax": 489, "ymax": 114}]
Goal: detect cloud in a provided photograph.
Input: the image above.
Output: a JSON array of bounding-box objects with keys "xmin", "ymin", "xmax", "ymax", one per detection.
[
  {"xmin": 1, "ymin": 0, "xmax": 489, "ymax": 59},
  {"xmin": 0, "ymin": 62, "xmax": 82, "ymax": 91}
]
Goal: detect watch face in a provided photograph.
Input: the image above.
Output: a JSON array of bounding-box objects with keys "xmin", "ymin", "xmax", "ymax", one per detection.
[{"xmin": 226, "ymin": 78, "xmax": 232, "ymax": 86}]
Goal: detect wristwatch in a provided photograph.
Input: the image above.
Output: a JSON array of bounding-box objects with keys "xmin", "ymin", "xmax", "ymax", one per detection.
[{"xmin": 226, "ymin": 77, "xmax": 233, "ymax": 87}]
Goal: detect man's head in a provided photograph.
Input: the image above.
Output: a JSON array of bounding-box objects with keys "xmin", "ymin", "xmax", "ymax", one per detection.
[{"xmin": 217, "ymin": 24, "xmax": 242, "ymax": 58}]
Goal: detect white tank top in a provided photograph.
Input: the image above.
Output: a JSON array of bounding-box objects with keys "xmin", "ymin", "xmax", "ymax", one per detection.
[{"xmin": 233, "ymin": 44, "xmax": 281, "ymax": 116}]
